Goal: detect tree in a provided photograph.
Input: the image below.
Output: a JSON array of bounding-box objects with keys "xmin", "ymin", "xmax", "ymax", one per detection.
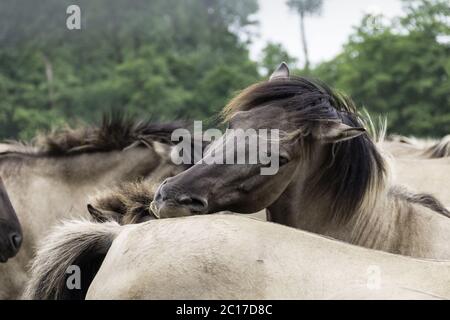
[
  {"xmin": 287, "ymin": 0, "xmax": 324, "ymax": 72},
  {"xmin": 313, "ymin": 0, "xmax": 450, "ymax": 137},
  {"xmin": 0, "ymin": 0, "xmax": 260, "ymax": 139},
  {"xmin": 260, "ymin": 42, "xmax": 297, "ymax": 76}
]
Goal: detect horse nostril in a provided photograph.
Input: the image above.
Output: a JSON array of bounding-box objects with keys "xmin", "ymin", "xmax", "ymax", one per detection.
[
  {"xmin": 178, "ymin": 195, "xmax": 193, "ymax": 205},
  {"xmin": 191, "ymin": 197, "xmax": 208, "ymax": 211},
  {"xmin": 9, "ymin": 233, "xmax": 22, "ymax": 251}
]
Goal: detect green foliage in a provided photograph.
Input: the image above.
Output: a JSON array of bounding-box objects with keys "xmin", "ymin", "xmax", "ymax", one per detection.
[
  {"xmin": 286, "ymin": 0, "xmax": 324, "ymax": 71},
  {"xmin": 0, "ymin": 0, "xmax": 259, "ymax": 139},
  {"xmin": 0, "ymin": 0, "xmax": 448, "ymax": 139},
  {"xmin": 260, "ymin": 42, "xmax": 298, "ymax": 76},
  {"xmin": 313, "ymin": 0, "xmax": 450, "ymax": 137}
]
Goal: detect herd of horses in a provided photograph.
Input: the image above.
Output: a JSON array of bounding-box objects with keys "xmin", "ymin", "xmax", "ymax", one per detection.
[{"xmin": 0, "ymin": 63, "xmax": 449, "ymax": 299}]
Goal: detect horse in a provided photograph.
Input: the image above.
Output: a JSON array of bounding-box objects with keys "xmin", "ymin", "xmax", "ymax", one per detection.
[
  {"xmin": 0, "ymin": 177, "xmax": 22, "ymax": 263},
  {"xmin": 24, "ymin": 214, "xmax": 450, "ymax": 300},
  {"xmin": 424, "ymin": 135, "xmax": 450, "ymax": 159},
  {"xmin": 383, "ymin": 134, "xmax": 450, "ymax": 159},
  {"xmin": 0, "ymin": 113, "xmax": 186, "ymax": 299},
  {"xmin": 393, "ymin": 157, "xmax": 450, "ymax": 206},
  {"xmin": 151, "ymin": 63, "xmax": 450, "ymax": 260},
  {"xmin": 381, "ymin": 140, "xmax": 429, "ymax": 159},
  {"xmin": 378, "ymin": 135, "xmax": 450, "ymax": 205}
]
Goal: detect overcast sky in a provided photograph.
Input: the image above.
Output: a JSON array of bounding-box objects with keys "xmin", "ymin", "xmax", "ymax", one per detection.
[{"xmin": 250, "ymin": 0, "xmax": 404, "ymax": 65}]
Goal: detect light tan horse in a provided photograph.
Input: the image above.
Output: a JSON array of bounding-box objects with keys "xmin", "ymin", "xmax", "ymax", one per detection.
[
  {"xmin": 392, "ymin": 157, "xmax": 450, "ymax": 206},
  {"xmin": 381, "ymin": 141, "xmax": 426, "ymax": 159},
  {"xmin": 0, "ymin": 114, "xmax": 185, "ymax": 299},
  {"xmin": 25, "ymin": 215, "xmax": 449, "ymax": 300},
  {"xmin": 383, "ymin": 134, "xmax": 450, "ymax": 159},
  {"xmin": 378, "ymin": 134, "xmax": 450, "ymax": 206}
]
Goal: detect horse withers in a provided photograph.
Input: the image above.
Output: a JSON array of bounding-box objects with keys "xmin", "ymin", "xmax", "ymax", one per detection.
[{"xmin": 0, "ymin": 177, "xmax": 22, "ymax": 263}]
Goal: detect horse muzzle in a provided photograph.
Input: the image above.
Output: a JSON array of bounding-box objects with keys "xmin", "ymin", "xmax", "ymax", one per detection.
[{"xmin": 151, "ymin": 181, "xmax": 209, "ymax": 219}]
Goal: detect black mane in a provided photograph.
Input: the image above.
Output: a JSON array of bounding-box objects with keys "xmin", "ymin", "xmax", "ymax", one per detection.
[{"xmin": 307, "ymin": 113, "xmax": 386, "ymax": 224}]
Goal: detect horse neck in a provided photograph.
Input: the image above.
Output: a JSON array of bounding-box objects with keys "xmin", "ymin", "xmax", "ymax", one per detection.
[
  {"xmin": 269, "ymin": 169, "xmax": 450, "ymax": 258},
  {"xmin": 44, "ymin": 147, "xmax": 164, "ymax": 184},
  {"xmin": 0, "ymin": 147, "xmax": 167, "ymax": 255},
  {"xmin": 2, "ymin": 144, "xmax": 178, "ymax": 205},
  {"xmin": 268, "ymin": 139, "xmax": 395, "ymax": 246},
  {"xmin": 267, "ymin": 146, "xmax": 338, "ymax": 228},
  {"xmin": 268, "ymin": 177, "xmax": 410, "ymax": 253}
]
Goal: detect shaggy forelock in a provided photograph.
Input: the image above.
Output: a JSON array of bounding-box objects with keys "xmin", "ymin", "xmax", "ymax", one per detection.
[{"xmin": 222, "ymin": 77, "xmax": 357, "ymax": 125}]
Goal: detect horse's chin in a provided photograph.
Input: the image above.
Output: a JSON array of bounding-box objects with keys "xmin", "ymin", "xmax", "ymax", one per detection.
[
  {"xmin": 151, "ymin": 201, "xmax": 198, "ymax": 219},
  {"xmin": 0, "ymin": 254, "xmax": 8, "ymax": 263}
]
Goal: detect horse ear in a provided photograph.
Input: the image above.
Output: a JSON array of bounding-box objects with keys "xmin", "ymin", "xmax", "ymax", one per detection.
[
  {"xmin": 312, "ymin": 122, "xmax": 366, "ymax": 144},
  {"xmin": 269, "ymin": 62, "xmax": 290, "ymax": 81},
  {"xmin": 87, "ymin": 204, "xmax": 122, "ymax": 223}
]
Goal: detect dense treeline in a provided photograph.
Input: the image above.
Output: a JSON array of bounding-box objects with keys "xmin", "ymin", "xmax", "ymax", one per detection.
[
  {"xmin": 0, "ymin": 0, "xmax": 448, "ymax": 139},
  {"xmin": 313, "ymin": 0, "xmax": 450, "ymax": 136},
  {"xmin": 0, "ymin": 0, "xmax": 260, "ymax": 139}
]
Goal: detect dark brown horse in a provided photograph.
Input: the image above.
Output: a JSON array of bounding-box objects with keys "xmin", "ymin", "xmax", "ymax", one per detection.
[
  {"xmin": 0, "ymin": 177, "xmax": 22, "ymax": 263},
  {"xmin": 152, "ymin": 63, "xmax": 450, "ymax": 260}
]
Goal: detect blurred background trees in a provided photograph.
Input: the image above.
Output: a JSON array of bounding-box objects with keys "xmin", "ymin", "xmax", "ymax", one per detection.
[
  {"xmin": 314, "ymin": 0, "xmax": 450, "ymax": 136},
  {"xmin": 0, "ymin": 0, "xmax": 448, "ymax": 139},
  {"xmin": 287, "ymin": 0, "xmax": 324, "ymax": 72},
  {"xmin": 260, "ymin": 42, "xmax": 298, "ymax": 76}
]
